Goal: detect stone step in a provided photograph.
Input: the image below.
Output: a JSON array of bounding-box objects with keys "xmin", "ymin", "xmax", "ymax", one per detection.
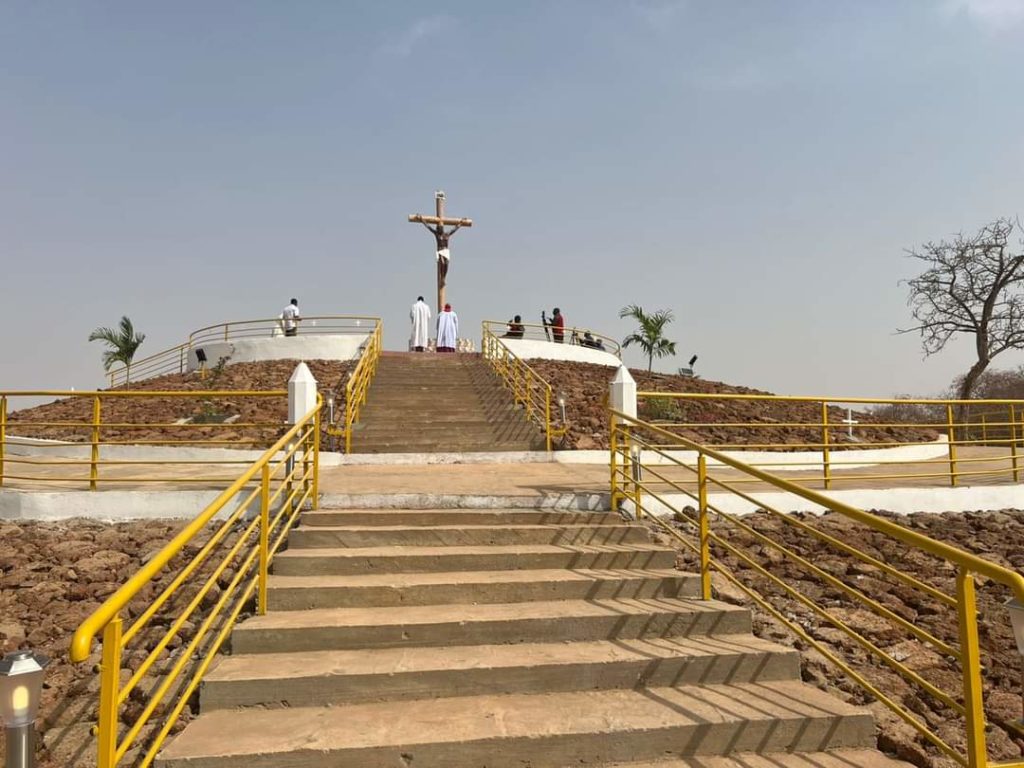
[
  {"xmin": 272, "ymin": 543, "xmax": 677, "ymax": 575},
  {"xmin": 286, "ymin": 523, "xmax": 648, "ymax": 548},
  {"xmin": 579, "ymin": 751, "xmax": 913, "ymax": 768},
  {"xmin": 201, "ymin": 635, "xmax": 799, "ymax": 710},
  {"xmin": 353, "ymin": 440, "xmax": 542, "ymax": 453},
  {"xmin": 300, "ymin": 509, "xmax": 611, "ymax": 526},
  {"xmin": 157, "ymin": 682, "xmax": 874, "ymax": 768},
  {"xmin": 229, "ymin": 598, "xmax": 750, "ymax": 654},
  {"xmin": 266, "ymin": 568, "xmax": 698, "ymax": 610}
]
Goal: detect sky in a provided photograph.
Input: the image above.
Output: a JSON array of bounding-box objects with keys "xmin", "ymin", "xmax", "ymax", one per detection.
[{"xmin": 2, "ymin": 0, "xmax": 1023, "ymax": 398}]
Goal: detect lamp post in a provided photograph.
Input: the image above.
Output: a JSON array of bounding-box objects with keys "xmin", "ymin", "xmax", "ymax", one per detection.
[{"xmin": 0, "ymin": 650, "xmax": 49, "ymax": 768}]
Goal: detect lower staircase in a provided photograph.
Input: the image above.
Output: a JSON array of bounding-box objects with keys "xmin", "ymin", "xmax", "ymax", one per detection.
[
  {"xmin": 351, "ymin": 352, "xmax": 545, "ymax": 453},
  {"xmin": 158, "ymin": 506, "xmax": 909, "ymax": 767}
]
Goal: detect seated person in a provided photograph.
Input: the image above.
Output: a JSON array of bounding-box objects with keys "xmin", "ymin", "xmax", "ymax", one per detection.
[
  {"xmin": 504, "ymin": 315, "xmax": 525, "ymax": 339},
  {"xmin": 580, "ymin": 331, "xmax": 599, "ymax": 349}
]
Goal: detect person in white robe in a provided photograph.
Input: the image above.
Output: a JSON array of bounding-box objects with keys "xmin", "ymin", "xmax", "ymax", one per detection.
[
  {"xmin": 436, "ymin": 303, "xmax": 458, "ymax": 352},
  {"xmin": 410, "ymin": 296, "xmax": 431, "ymax": 352}
]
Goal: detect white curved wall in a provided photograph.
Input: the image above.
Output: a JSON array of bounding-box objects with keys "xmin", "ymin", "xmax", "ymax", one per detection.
[
  {"xmin": 187, "ymin": 334, "xmax": 370, "ymax": 370},
  {"xmin": 498, "ymin": 338, "xmax": 622, "ymax": 367}
]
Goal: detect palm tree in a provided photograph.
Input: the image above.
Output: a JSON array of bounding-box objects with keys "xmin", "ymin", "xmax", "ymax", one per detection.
[
  {"xmin": 619, "ymin": 304, "xmax": 677, "ymax": 372},
  {"xmin": 88, "ymin": 316, "xmax": 146, "ymax": 383}
]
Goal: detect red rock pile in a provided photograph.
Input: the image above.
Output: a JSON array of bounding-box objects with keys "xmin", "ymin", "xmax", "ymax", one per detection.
[
  {"xmin": 6, "ymin": 360, "xmax": 354, "ymax": 447},
  {"xmin": 528, "ymin": 360, "xmax": 937, "ymax": 450}
]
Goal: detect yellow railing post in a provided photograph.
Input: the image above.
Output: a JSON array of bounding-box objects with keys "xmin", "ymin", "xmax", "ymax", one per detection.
[
  {"xmin": 312, "ymin": 409, "xmax": 321, "ymax": 509},
  {"xmin": 698, "ymin": 453, "xmax": 711, "ymax": 600},
  {"xmin": 90, "ymin": 396, "xmax": 101, "ymax": 490},
  {"xmin": 0, "ymin": 394, "xmax": 6, "ymax": 488},
  {"xmin": 609, "ymin": 415, "xmax": 620, "ymax": 512},
  {"xmin": 545, "ymin": 388, "xmax": 552, "ymax": 452},
  {"xmin": 981, "ymin": 412, "xmax": 988, "ymax": 444},
  {"xmin": 96, "ymin": 617, "xmax": 122, "ymax": 768},
  {"xmin": 947, "ymin": 404, "xmax": 959, "ymax": 488},
  {"xmin": 1012, "ymin": 404, "xmax": 1020, "ymax": 483},
  {"xmin": 526, "ymin": 369, "xmax": 534, "ymax": 420},
  {"xmin": 821, "ymin": 402, "xmax": 831, "ymax": 490},
  {"xmin": 258, "ymin": 464, "xmax": 270, "ymax": 615},
  {"xmin": 224, "ymin": 323, "xmax": 230, "ymax": 341},
  {"xmin": 956, "ymin": 569, "xmax": 988, "ymax": 768},
  {"xmin": 630, "ymin": 445, "xmax": 643, "ymax": 518}
]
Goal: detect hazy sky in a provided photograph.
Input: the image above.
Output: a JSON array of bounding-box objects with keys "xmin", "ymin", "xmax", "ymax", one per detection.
[{"xmin": 2, "ymin": 1, "xmax": 1023, "ymax": 397}]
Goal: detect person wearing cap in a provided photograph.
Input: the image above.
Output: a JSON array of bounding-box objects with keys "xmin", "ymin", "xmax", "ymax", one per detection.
[
  {"xmin": 551, "ymin": 307, "xmax": 565, "ymax": 344},
  {"xmin": 436, "ymin": 303, "xmax": 459, "ymax": 352},
  {"xmin": 410, "ymin": 296, "xmax": 431, "ymax": 352}
]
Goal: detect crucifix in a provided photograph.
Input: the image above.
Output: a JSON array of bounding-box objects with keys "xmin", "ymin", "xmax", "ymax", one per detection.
[
  {"xmin": 408, "ymin": 190, "xmax": 473, "ymax": 313},
  {"xmin": 842, "ymin": 408, "xmax": 859, "ymax": 439}
]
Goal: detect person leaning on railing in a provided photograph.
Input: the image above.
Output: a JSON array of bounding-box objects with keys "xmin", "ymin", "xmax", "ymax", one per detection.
[
  {"xmin": 504, "ymin": 316, "xmax": 525, "ymax": 339},
  {"xmin": 280, "ymin": 298, "xmax": 301, "ymax": 337}
]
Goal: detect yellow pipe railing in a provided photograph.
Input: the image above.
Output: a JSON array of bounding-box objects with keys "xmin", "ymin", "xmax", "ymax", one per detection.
[
  {"xmin": 69, "ymin": 399, "xmax": 320, "ymax": 768},
  {"xmin": 0, "ymin": 390, "xmax": 288, "ymax": 489},
  {"xmin": 637, "ymin": 391, "xmax": 1024, "ymax": 489},
  {"xmin": 342, "ymin": 319, "xmax": 383, "ymax": 453},
  {"xmin": 481, "ymin": 322, "xmax": 567, "ymax": 451},
  {"xmin": 107, "ymin": 315, "xmax": 381, "ymax": 386},
  {"xmin": 609, "ymin": 407, "xmax": 1024, "ymax": 768},
  {"xmin": 480, "ymin": 319, "xmax": 622, "ymax": 356}
]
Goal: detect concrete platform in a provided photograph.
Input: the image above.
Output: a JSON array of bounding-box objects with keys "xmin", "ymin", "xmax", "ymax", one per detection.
[{"xmin": 586, "ymin": 751, "xmax": 912, "ymax": 767}]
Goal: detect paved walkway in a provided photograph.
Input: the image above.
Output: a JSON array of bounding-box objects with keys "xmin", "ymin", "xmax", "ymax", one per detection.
[{"xmin": 2, "ymin": 447, "xmax": 1020, "ymax": 495}]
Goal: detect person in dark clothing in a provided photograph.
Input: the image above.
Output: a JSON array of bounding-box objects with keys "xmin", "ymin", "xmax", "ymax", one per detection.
[{"xmin": 504, "ymin": 315, "xmax": 525, "ymax": 339}]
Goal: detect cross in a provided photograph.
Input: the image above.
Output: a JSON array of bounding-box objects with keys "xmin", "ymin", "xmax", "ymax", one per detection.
[
  {"xmin": 842, "ymin": 408, "xmax": 859, "ymax": 439},
  {"xmin": 408, "ymin": 190, "xmax": 473, "ymax": 313}
]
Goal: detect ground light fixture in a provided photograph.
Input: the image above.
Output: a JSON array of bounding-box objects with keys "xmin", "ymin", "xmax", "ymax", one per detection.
[
  {"xmin": 556, "ymin": 392, "xmax": 567, "ymax": 424},
  {"xmin": 1, "ymin": 650, "xmax": 49, "ymax": 768}
]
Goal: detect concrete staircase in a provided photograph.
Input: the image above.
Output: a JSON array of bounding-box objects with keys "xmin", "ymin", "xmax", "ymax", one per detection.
[
  {"xmin": 157, "ymin": 507, "xmax": 909, "ymax": 767},
  {"xmin": 350, "ymin": 352, "xmax": 545, "ymax": 453}
]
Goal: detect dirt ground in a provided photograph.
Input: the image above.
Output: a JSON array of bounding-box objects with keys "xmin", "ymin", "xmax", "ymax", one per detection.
[{"xmin": 3, "ymin": 510, "xmax": 1023, "ymax": 766}]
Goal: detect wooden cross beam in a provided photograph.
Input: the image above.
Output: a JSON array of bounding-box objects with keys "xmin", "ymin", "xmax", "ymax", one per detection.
[{"xmin": 408, "ymin": 190, "xmax": 473, "ymax": 313}]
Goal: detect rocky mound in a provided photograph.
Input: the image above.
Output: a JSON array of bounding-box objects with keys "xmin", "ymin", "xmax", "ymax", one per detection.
[
  {"xmin": 7, "ymin": 360, "xmax": 355, "ymax": 446},
  {"xmin": 528, "ymin": 360, "xmax": 937, "ymax": 450}
]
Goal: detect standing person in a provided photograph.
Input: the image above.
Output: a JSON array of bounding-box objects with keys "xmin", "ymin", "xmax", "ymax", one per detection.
[
  {"xmin": 551, "ymin": 307, "xmax": 565, "ymax": 344},
  {"xmin": 436, "ymin": 303, "xmax": 459, "ymax": 352},
  {"xmin": 410, "ymin": 296, "xmax": 431, "ymax": 352},
  {"xmin": 280, "ymin": 298, "xmax": 301, "ymax": 337}
]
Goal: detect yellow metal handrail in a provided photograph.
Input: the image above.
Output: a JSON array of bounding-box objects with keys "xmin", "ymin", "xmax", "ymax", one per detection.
[
  {"xmin": 481, "ymin": 323, "xmax": 566, "ymax": 451},
  {"xmin": 107, "ymin": 315, "xmax": 381, "ymax": 386},
  {"xmin": 610, "ymin": 407, "xmax": 1024, "ymax": 768},
  {"xmin": 481, "ymin": 319, "xmax": 621, "ymax": 356},
  {"xmin": 637, "ymin": 390, "xmax": 1024, "ymax": 489},
  {"xmin": 69, "ymin": 398, "xmax": 321, "ymax": 768},
  {"xmin": 338, "ymin": 319, "xmax": 383, "ymax": 453},
  {"xmin": 1, "ymin": 390, "xmax": 289, "ymax": 489}
]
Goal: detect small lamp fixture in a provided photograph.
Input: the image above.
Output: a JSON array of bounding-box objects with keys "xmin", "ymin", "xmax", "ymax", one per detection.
[
  {"xmin": 556, "ymin": 392, "xmax": 567, "ymax": 424},
  {"xmin": 1, "ymin": 650, "xmax": 49, "ymax": 768},
  {"xmin": 326, "ymin": 394, "xmax": 335, "ymax": 425}
]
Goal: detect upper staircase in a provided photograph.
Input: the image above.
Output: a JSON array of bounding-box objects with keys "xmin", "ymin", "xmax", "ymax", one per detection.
[
  {"xmin": 351, "ymin": 352, "xmax": 544, "ymax": 453},
  {"xmin": 157, "ymin": 505, "xmax": 910, "ymax": 767}
]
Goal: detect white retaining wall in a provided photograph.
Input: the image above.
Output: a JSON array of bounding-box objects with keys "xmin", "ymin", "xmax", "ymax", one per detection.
[
  {"xmin": 498, "ymin": 338, "xmax": 622, "ymax": 367},
  {"xmin": 186, "ymin": 333, "xmax": 369, "ymax": 370}
]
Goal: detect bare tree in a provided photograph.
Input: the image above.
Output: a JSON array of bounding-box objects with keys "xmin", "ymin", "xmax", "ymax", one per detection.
[{"xmin": 900, "ymin": 218, "xmax": 1024, "ymax": 400}]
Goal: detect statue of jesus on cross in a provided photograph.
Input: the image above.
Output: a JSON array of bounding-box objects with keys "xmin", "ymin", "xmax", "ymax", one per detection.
[{"xmin": 408, "ymin": 190, "xmax": 473, "ymax": 313}]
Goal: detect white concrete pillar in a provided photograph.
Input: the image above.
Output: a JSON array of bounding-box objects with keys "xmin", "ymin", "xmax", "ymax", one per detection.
[
  {"xmin": 610, "ymin": 365, "xmax": 637, "ymax": 424},
  {"xmin": 288, "ymin": 362, "xmax": 318, "ymax": 423}
]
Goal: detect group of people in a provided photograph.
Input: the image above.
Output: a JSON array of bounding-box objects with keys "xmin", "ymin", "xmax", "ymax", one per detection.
[
  {"xmin": 501, "ymin": 308, "xmax": 603, "ymax": 350},
  {"xmin": 410, "ymin": 296, "xmax": 459, "ymax": 353}
]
